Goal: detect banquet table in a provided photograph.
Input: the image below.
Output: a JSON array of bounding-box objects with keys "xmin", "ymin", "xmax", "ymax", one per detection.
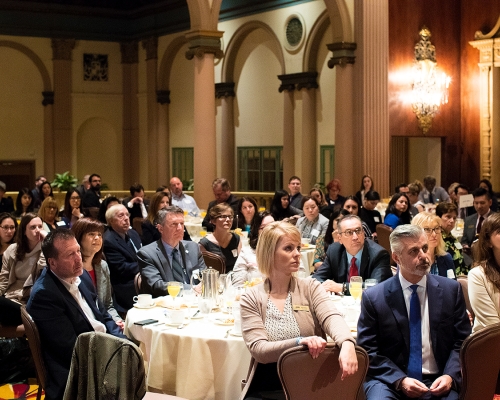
[{"xmin": 125, "ymin": 306, "xmax": 250, "ymax": 400}]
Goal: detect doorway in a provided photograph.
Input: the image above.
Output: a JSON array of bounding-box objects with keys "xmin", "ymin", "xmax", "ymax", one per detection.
[{"xmin": 0, "ymin": 160, "xmax": 35, "ymax": 192}]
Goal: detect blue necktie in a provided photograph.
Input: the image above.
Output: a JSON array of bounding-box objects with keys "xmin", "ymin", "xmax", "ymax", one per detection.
[{"xmin": 408, "ymin": 284, "xmax": 422, "ymax": 381}]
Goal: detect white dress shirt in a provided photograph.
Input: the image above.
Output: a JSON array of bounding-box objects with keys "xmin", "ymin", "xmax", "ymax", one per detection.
[
  {"xmin": 398, "ymin": 273, "xmax": 439, "ymax": 375},
  {"xmin": 172, "ymin": 193, "xmax": 201, "ymax": 217}
]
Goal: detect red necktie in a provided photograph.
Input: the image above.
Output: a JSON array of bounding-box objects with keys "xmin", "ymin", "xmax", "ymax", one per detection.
[
  {"xmin": 477, "ymin": 216, "xmax": 484, "ymax": 235},
  {"xmin": 348, "ymin": 257, "xmax": 358, "ymax": 281}
]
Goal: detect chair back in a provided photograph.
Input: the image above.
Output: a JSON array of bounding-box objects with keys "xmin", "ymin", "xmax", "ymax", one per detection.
[
  {"xmin": 376, "ymin": 224, "xmax": 395, "ymax": 266},
  {"xmin": 460, "ymin": 322, "xmax": 500, "ymax": 400},
  {"xmin": 133, "ymin": 217, "xmax": 144, "ymax": 237},
  {"xmin": 0, "ymin": 323, "xmax": 25, "ymax": 338},
  {"xmin": 84, "ymin": 207, "xmax": 100, "ymax": 220},
  {"xmin": 20, "ymin": 306, "xmax": 47, "ymax": 397},
  {"xmin": 457, "ymin": 276, "xmax": 474, "ymax": 321},
  {"xmin": 278, "ymin": 344, "xmax": 369, "ymax": 400},
  {"xmin": 134, "ymin": 272, "xmax": 143, "ymax": 295},
  {"xmin": 201, "ymin": 250, "xmax": 226, "ymax": 274}
]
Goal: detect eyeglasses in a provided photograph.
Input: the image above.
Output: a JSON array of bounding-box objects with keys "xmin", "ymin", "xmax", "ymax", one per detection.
[
  {"xmin": 0, "ymin": 225, "xmax": 15, "ymax": 231},
  {"xmin": 48, "ymin": 206, "xmax": 57, "ymax": 210},
  {"xmin": 339, "ymin": 228, "xmax": 364, "ymax": 237},
  {"xmin": 216, "ymin": 215, "xmax": 234, "ymax": 221},
  {"xmin": 70, "ymin": 196, "xmax": 80, "ymax": 200},
  {"xmin": 423, "ymin": 226, "xmax": 442, "ymax": 235}
]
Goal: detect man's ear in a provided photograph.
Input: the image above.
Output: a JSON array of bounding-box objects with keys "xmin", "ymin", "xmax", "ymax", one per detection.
[
  {"xmin": 157, "ymin": 224, "xmax": 164, "ymax": 235},
  {"xmin": 392, "ymin": 252, "xmax": 400, "ymax": 265},
  {"xmin": 47, "ymin": 257, "xmax": 56, "ymax": 269}
]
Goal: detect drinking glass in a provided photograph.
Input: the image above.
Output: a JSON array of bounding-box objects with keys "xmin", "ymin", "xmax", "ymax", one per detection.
[
  {"xmin": 200, "ymin": 228, "xmax": 208, "ymax": 238},
  {"xmin": 182, "ymin": 283, "xmax": 195, "ymax": 306},
  {"xmin": 198, "ymin": 297, "xmax": 215, "ymax": 322},
  {"xmin": 364, "ymin": 279, "xmax": 378, "ymax": 289},
  {"xmin": 349, "ymin": 276, "xmax": 363, "ymax": 303},
  {"xmin": 167, "ymin": 281, "xmax": 182, "ymax": 308}
]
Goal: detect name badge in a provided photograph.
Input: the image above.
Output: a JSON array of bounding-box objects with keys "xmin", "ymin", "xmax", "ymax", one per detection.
[
  {"xmin": 232, "ymin": 249, "xmax": 238, "ymax": 257},
  {"xmin": 56, "ymin": 221, "xmax": 66, "ymax": 226},
  {"xmin": 293, "ymin": 305, "xmax": 310, "ymax": 312},
  {"xmin": 455, "ymin": 242, "xmax": 462, "ymax": 250},
  {"xmin": 374, "ymin": 217, "xmax": 380, "ymax": 222},
  {"xmin": 311, "ymin": 229, "xmax": 320, "ymax": 237},
  {"xmin": 447, "ymin": 269, "xmax": 456, "ymax": 279}
]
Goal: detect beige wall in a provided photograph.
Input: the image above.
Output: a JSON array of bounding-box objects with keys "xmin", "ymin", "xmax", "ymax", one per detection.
[{"xmin": 408, "ymin": 137, "xmax": 442, "ymax": 186}]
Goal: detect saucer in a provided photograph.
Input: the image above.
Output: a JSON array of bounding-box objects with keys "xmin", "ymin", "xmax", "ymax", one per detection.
[
  {"xmin": 229, "ymin": 329, "xmax": 242, "ymax": 337},
  {"xmin": 212, "ymin": 318, "xmax": 234, "ymax": 326},
  {"xmin": 133, "ymin": 302, "xmax": 156, "ymax": 309},
  {"xmin": 165, "ymin": 318, "xmax": 189, "ymax": 327}
]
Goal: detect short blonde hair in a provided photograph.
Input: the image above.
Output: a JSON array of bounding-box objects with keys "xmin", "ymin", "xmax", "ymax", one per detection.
[
  {"xmin": 411, "ymin": 212, "xmax": 446, "ymax": 256},
  {"xmin": 256, "ymin": 221, "xmax": 301, "ymax": 276},
  {"xmin": 38, "ymin": 196, "xmax": 59, "ymax": 221}
]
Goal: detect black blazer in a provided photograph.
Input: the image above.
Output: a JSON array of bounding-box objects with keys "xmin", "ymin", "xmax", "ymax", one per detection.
[
  {"xmin": 313, "ymin": 239, "xmax": 392, "ymax": 285},
  {"xmin": 27, "ymin": 268, "xmax": 125, "ymax": 400}
]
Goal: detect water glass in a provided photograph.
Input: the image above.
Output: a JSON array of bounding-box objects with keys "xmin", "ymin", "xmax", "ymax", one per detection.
[
  {"xmin": 364, "ymin": 279, "xmax": 378, "ymax": 289},
  {"xmin": 198, "ymin": 297, "xmax": 214, "ymax": 321}
]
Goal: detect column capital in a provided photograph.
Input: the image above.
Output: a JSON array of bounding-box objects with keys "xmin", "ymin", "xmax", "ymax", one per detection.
[
  {"xmin": 327, "ymin": 42, "xmax": 357, "ymax": 68},
  {"xmin": 157, "ymin": 90, "xmax": 170, "ymax": 104},
  {"xmin": 121, "ymin": 41, "xmax": 139, "ymax": 64},
  {"xmin": 142, "ymin": 36, "xmax": 158, "ymax": 60},
  {"xmin": 278, "ymin": 72, "xmax": 318, "ymax": 92},
  {"xmin": 42, "ymin": 91, "xmax": 54, "ymax": 106},
  {"xmin": 185, "ymin": 30, "xmax": 224, "ymax": 60},
  {"xmin": 215, "ymin": 82, "xmax": 235, "ymax": 98},
  {"xmin": 51, "ymin": 39, "xmax": 75, "ymax": 60}
]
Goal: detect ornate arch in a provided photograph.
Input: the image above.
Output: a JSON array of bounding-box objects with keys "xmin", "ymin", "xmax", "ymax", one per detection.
[
  {"xmin": 222, "ymin": 20, "xmax": 285, "ymax": 83},
  {"xmin": 186, "ymin": 0, "xmax": 223, "ymax": 31},
  {"xmin": 158, "ymin": 35, "xmax": 188, "ymax": 90},
  {"xmin": 322, "ymin": 0, "xmax": 353, "ymax": 43},
  {"xmin": 303, "ymin": 10, "xmax": 331, "ymax": 72},
  {"xmin": 0, "ymin": 40, "xmax": 51, "ymax": 91}
]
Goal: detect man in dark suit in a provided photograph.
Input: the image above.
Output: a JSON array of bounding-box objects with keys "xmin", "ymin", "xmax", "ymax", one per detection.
[
  {"xmin": 357, "ymin": 224, "xmax": 471, "ymax": 399},
  {"xmin": 27, "ymin": 229, "xmax": 126, "ymax": 400},
  {"xmin": 123, "ymin": 182, "xmax": 150, "ymax": 225},
  {"xmin": 202, "ymin": 178, "xmax": 239, "ymax": 232},
  {"xmin": 461, "ymin": 187, "xmax": 493, "ymax": 248},
  {"xmin": 82, "ymin": 173, "xmax": 102, "ymax": 209},
  {"xmin": 313, "ymin": 215, "xmax": 392, "ymax": 293},
  {"xmin": 103, "ymin": 204, "xmax": 142, "ymax": 311},
  {"xmin": 138, "ymin": 206, "xmax": 206, "ymax": 296},
  {"xmin": 0, "ymin": 181, "xmax": 14, "ymax": 213}
]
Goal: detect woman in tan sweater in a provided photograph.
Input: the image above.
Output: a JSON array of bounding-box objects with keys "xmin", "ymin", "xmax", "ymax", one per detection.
[{"xmin": 240, "ymin": 221, "xmax": 357, "ymax": 399}]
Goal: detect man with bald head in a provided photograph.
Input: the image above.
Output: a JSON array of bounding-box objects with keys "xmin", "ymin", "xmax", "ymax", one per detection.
[{"xmin": 170, "ymin": 176, "xmax": 200, "ymax": 217}]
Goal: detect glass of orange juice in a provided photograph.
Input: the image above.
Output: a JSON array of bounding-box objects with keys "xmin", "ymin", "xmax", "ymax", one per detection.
[
  {"xmin": 167, "ymin": 281, "xmax": 183, "ymax": 308},
  {"xmin": 349, "ymin": 276, "xmax": 363, "ymax": 303},
  {"xmin": 200, "ymin": 228, "xmax": 207, "ymax": 238}
]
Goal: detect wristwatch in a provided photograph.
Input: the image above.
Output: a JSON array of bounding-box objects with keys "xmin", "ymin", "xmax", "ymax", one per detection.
[{"xmin": 296, "ymin": 336, "xmax": 303, "ymax": 346}]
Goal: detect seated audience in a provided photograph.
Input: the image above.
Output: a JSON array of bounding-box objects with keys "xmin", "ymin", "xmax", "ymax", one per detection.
[
  {"xmin": 455, "ymin": 184, "xmax": 475, "ymax": 219},
  {"xmin": 359, "ymin": 190, "xmax": 383, "ymax": 236},
  {"xmin": 13, "ymin": 187, "xmax": 34, "ymax": 217},
  {"xmin": 137, "ymin": 206, "xmax": 206, "ymax": 296},
  {"xmin": 270, "ymin": 189, "xmax": 299, "ymax": 222},
  {"xmin": 27, "ymin": 229, "xmax": 126, "ymax": 400},
  {"xmin": 411, "ymin": 212, "xmax": 455, "ymax": 279},
  {"xmin": 479, "ymin": 178, "xmax": 499, "ymax": 212},
  {"xmin": 342, "ymin": 195, "xmax": 373, "ymax": 239},
  {"xmin": 0, "ymin": 213, "xmax": 17, "ymax": 264},
  {"xmin": 141, "ymin": 191, "xmax": 170, "ymax": 246},
  {"xmin": 295, "ymin": 195, "xmax": 329, "ymax": 245},
  {"xmin": 313, "ymin": 210, "xmax": 345, "ymax": 271},
  {"xmin": 123, "ymin": 183, "xmax": 148, "ymax": 224},
  {"xmin": 0, "ymin": 181, "xmax": 14, "ymax": 214},
  {"xmin": 313, "ymin": 215, "xmax": 392, "ymax": 293},
  {"xmin": 31, "ymin": 175, "xmax": 46, "ymax": 207},
  {"xmin": 72, "ymin": 218, "xmax": 124, "ymax": 329},
  {"xmin": 469, "ymin": 213, "xmax": 500, "ymax": 333},
  {"xmin": 357, "ymin": 224, "xmax": 471, "ymax": 400},
  {"xmin": 395, "ymin": 183, "xmax": 410, "ymax": 195},
  {"xmin": 170, "ymin": 176, "xmax": 200, "ymax": 217},
  {"xmin": 240, "ymin": 221, "xmax": 358, "ymax": 399},
  {"xmin": 33, "ymin": 181, "xmax": 53, "ymax": 209},
  {"xmin": 309, "ymin": 187, "xmax": 329, "ymax": 219},
  {"xmin": 288, "ymin": 176, "xmax": 303, "ymax": 214},
  {"xmin": 97, "ymin": 196, "xmax": 120, "ymax": 224},
  {"xmin": 418, "ymin": 175, "xmax": 450, "ymax": 204},
  {"xmin": 77, "ymin": 174, "xmax": 90, "ymax": 197},
  {"xmin": 233, "ymin": 211, "xmax": 274, "ymax": 286},
  {"xmin": 39, "ymin": 197, "xmax": 68, "ymax": 232},
  {"xmin": 82, "ymin": 173, "xmax": 102, "ymax": 209},
  {"xmin": 355, "ymin": 174, "xmax": 374, "ymax": 205},
  {"xmin": 0, "ymin": 213, "xmax": 45, "ymax": 327},
  {"xmin": 199, "ymin": 203, "xmax": 241, "ymax": 272},
  {"xmin": 435, "ymin": 203, "xmax": 466, "ymax": 276},
  {"xmin": 202, "ymin": 178, "xmax": 239, "ymax": 232},
  {"xmin": 103, "ymin": 204, "xmax": 142, "ymax": 311},
  {"xmin": 324, "ymin": 178, "xmax": 345, "ymax": 218},
  {"xmin": 237, "ymin": 196, "xmax": 258, "ymax": 233},
  {"xmin": 384, "ymin": 193, "xmax": 411, "ymax": 229},
  {"xmin": 407, "ymin": 181, "xmax": 425, "ymax": 216},
  {"xmin": 61, "ymin": 189, "xmax": 84, "ymax": 227},
  {"xmin": 461, "ymin": 187, "xmax": 493, "ymax": 248}
]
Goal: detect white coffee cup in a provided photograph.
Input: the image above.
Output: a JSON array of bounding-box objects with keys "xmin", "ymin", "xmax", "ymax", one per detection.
[
  {"xmin": 133, "ymin": 294, "xmax": 153, "ymax": 307},
  {"xmin": 170, "ymin": 309, "xmax": 185, "ymax": 324},
  {"xmin": 232, "ymin": 302, "xmax": 242, "ymax": 334}
]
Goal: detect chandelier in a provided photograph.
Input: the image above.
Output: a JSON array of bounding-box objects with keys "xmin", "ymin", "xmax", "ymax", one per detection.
[{"xmin": 411, "ymin": 27, "xmax": 451, "ymax": 134}]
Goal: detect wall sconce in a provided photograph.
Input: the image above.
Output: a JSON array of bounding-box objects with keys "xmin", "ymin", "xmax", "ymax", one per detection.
[{"xmin": 411, "ymin": 27, "xmax": 451, "ymax": 134}]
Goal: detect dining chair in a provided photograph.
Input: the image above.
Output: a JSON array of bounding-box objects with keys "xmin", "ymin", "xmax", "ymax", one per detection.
[
  {"xmin": 20, "ymin": 306, "xmax": 47, "ymax": 400},
  {"xmin": 84, "ymin": 207, "xmax": 100, "ymax": 220},
  {"xmin": 460, "ymin": 322, "xmax": 500, "ymax": 399},
  {"xmin": 135, "ymin": 272, "xmax": 143, "ymax": 295},
  {"xmin": 133, "ymin": 217, "xmax": 145, "ymax": 237},
  {"xmin": 0, "ymin": 323, "xmax": 25, "ymax": 338},
  {"xmin": 456, "ymin": 276, "xmax": 474, "ymax": 322},
  {"xmin": 201, "ymin": 250, "xmax": 226, "ymax": 274},
  {"xmin": 278, "ymin": 344, "xmax": 369, "ymax": 400},
  {"xmin": 375, "ymin": 224, "xmax": 395, "ymax": 266}
]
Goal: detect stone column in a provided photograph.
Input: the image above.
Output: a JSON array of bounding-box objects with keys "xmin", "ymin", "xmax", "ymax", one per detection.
[
  {"xmin": 142, "ymin": 37, "xmax": 159, "ymax": 188},
  {"xmin": 42, "ymin": 91, "xmax": 55, "ymax": 178},
  {"xmin": 216, "ymin": 82, "xmax": 236, "ymax": 187},
  {"xmin": 185, "ymin": 30, "xmax": 223, "ymax": 209},
  {"xmin": 121, "ymin": 41, "xmax": 140, "ymax": 185},
  {"xmin": 157, "ymin": 90, "xmax": 170, "ymax": 185},
  {"xmin": 52, "ymin": 39, "xmax": 75, "ymax": 173},
  {"xmin": 278, "ymin": 76, "xmax": 296, "ymax": 186}
]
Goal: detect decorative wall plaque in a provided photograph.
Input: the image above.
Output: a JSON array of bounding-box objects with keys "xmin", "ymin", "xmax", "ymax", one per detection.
[{"xmin": 83, "ymin": 53, "xmax": 108, "ymax": 81}]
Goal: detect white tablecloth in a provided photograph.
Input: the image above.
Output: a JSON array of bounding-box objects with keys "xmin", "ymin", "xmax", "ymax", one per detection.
[{"xmin": 125, "ymin": 307, "xmax": 250, "ymax": 400}]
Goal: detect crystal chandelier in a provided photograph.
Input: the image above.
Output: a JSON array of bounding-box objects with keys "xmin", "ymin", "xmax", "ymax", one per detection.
[{"xmin": 411, "ymin": 27, "xmax": 451, "ymax": 134}]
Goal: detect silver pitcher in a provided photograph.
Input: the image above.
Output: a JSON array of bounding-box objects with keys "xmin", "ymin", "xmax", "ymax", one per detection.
[{"xmin": 191, "ymin": 267, "xmax": 219, "ymax": 300}]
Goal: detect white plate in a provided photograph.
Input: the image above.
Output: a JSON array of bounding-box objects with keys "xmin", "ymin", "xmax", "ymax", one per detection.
[
  {"xmin": 229, "ymin": 329, "xmax": 242, "ymax": 337},
  {"xmin": 300, "ymin": 245, "xmax": 315, "ymax": 251},
  {"xmin": 164, "ymin": 319, "xmax": 190, "ymax": 327},
  {"xmin": 212, "ymin": 318, "xmax": 234, "ymax": 326},
  {"xmin": 133, "ymin": 302, "xmax": 156, "ymax": 309}
]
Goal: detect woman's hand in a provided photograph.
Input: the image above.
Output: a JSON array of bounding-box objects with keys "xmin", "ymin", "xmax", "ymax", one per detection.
[
  {"xmin": 338, "ymin": 341, "xmax": 358, "ymax": 380},
  {"xmin": 72, "ymin": 207, "xmax": 83, "ymax": 218},
  {"xmin": 299, "ymin": 336, "xmax": 327, "ymax": 359},
  {"xmin": 115, "ymin": 320, "xmax": 125, "ymax": 330}
]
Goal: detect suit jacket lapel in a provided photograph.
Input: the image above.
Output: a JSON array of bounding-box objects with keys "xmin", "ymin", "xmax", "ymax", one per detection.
[
  {"xmin": 156, "ymin": 240, "xmax": 174, "ymax": 282},
  {"xmin": 339, "ymin": 248, "xmax": 348, "ymax": 282},
  {"xmin": 179, "ymin": 242, "xmax": 192, "ymax": 276},
  {"xmin": 427, "ymin": 274, "xmax": 442, "ymax": 355},
  {"xmin": 112, "ymin": 229, "xmax": 136, "ymax": 258},
  {"xmin": 385, "ymin": 276, "xmax": 410, "ymax": 352},
  {"xmin": 359, "ymin": 242, "xmax": 369, "ymax": 277}
]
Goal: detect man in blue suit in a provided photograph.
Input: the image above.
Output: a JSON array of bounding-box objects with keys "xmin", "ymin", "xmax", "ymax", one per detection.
[
  {"xmin": 357, "ymin": 224, "xmax": 471, "ymax": 399},
  {"xmin": 27, "ymin": 229, "xmax": 126, "ymax": 400},
  {"xmin": 137, "ymin": 206, "xmax": 206, "ymax": 296}
]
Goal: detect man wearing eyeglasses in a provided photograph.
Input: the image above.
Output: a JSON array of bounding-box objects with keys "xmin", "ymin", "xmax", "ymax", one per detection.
[{"xmin": 313, "ymin": 215, "xmax": 392, "ymax": 293}]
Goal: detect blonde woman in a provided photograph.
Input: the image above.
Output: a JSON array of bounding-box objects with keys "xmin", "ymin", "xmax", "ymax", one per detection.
[
  {"xmin": 39, "ymin": 196, "xmax": 68, "ymax": 232},
  {"xmin": 411, "ymin": 212, "xmax": 455, "ymax": 279}
]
